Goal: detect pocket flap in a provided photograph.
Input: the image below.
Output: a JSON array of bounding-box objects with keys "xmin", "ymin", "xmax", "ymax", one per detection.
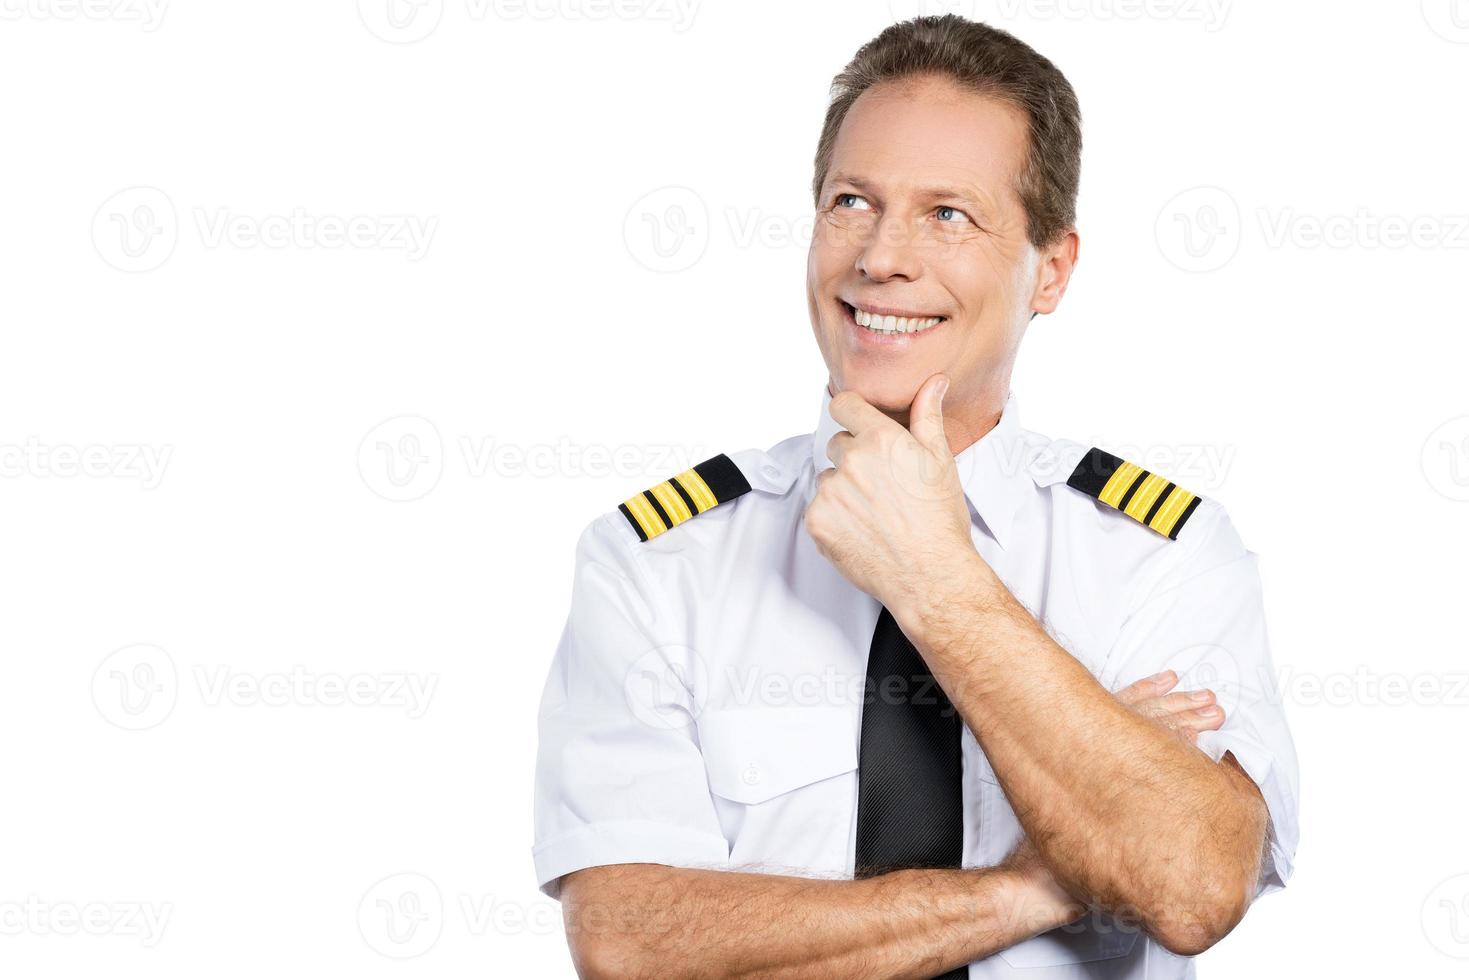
[{"xmin": 699, "ymin": 706, "xmax": 858, "ymax": 805}]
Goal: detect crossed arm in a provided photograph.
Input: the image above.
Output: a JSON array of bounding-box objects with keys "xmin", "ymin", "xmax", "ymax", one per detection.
[
  {"xmin": 894, "ymin": 552, "xmax": 1270, "ymax": 957},
  {"xmin": 558, "ymin": 661, "xmax": 1256, "ymax": 979}
]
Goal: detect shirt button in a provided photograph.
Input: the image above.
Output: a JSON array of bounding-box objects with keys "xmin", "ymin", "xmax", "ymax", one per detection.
[{"xmin": 741, "ymin": 764, "xmax": 761, "ymax": 785}]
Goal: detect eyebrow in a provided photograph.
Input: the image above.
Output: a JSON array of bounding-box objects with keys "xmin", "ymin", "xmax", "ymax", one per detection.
[{"xmin": 827, "ymin": 172, "xmax": 987, "ymax": 209}]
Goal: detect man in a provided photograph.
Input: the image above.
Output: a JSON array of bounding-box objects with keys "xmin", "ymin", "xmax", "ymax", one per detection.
[{"xmin": 533, "ymin": 14, "xmax": 1299, "ymax": 978}]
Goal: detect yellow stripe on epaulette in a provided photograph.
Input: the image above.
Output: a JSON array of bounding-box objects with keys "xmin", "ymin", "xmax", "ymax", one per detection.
[
  {"xmin": 1066, "ymin": 447, "xmax": 1202, "ymax": 539},
  {"xmin": 618, "ymin": 453, "xmax": 753, "ymax": 542}
]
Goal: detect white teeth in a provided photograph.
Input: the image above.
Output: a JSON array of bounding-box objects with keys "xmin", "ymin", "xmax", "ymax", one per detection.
[{"xmin": 851, "ymin": 306, "xmax": 943, "ymax": 333}]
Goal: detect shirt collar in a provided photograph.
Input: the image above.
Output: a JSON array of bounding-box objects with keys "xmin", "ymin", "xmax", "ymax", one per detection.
[{"xmin": 809, "ymin": 383, "xmax": 1030, "ymax": 550}]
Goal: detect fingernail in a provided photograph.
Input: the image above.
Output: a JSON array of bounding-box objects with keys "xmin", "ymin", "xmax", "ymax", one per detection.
[
  {"xmin": 1151, "ymin": 670, "xmax": 1176, "ymax": 684},
  {"xmin": 1189, "ymin": 690, "xmax": 1213, "ymax": 702},
  {"xmin": 1197, "ymin": 705, "xmax": 1222, "ymax": 719}
]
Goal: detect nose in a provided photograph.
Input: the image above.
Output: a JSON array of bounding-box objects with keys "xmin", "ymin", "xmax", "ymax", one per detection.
[{"xmin": 855, "ymin": 213, "xmax": 922, "ymax": 283}]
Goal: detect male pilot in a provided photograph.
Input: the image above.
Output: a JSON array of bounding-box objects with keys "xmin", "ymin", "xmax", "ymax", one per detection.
[{"xmin": 533, "ymin": 14, "xmax": 1299, "ymax": 978}]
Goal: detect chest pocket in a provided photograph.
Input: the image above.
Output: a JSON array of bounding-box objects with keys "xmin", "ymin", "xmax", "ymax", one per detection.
[{"xmin": 698, "ymin": 706, "xmax": 858, "ymax": 804}]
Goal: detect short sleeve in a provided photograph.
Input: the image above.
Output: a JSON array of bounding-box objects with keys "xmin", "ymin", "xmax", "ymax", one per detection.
[
  {"xmin": 531, "ymin": 513, "xmax": 730, "ymax": 900},
  {"xmin": 1101, "ymin": 502, "xmax": 1301, "ymax": 898}
]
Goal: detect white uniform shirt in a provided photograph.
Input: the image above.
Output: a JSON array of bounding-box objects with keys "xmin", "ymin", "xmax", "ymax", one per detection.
[{"xmin": 533, "ymin": 387, "xmax": 1301, "ymax": 978}]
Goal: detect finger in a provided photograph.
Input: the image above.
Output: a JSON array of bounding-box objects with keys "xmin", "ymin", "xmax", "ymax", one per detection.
[
  {"xmin": 826, "ymin": 430, "xmax": 854, "ymax": 467},
  {"xmin": 907, "ymin": 373, "xmax": 950, "ymax": 457},
  {"xmin": 1146, "ymin": 702, "xmax": 1225, "ymax": 737},
  {"xmin": 1144, "ymin": 689, "xmax": 1216, "ymax": 718},
  {"xmin": 828, "ymin": 387, "xmax": 898, "ymax": 437},
  {"xmin": 1115, "ymin": 670, "xmax": 1178, "ymax": 707},
  {"xmin": 1173, "ymin": 703, "xmax": 1225, "ymax": 733}
]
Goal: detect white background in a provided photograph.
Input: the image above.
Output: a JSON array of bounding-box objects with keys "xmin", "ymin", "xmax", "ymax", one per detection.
[{"xmin": 3, "ymin": 0, "xmax": 1467, "ymax": 976}]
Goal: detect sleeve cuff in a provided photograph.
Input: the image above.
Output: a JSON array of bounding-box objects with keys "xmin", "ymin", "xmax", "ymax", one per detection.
[{"xmin": 533, "ymin": 820, "xmax": 732, "ymax": 900}]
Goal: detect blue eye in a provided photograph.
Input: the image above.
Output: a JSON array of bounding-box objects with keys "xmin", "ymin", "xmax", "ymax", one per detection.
[
  {"xmin": 936, "ymin": 206, "xmax": 969, "ymax": 223},
  {"xmin": 835, "ymin": 193, "xmax": 870, "ymax": 210}
]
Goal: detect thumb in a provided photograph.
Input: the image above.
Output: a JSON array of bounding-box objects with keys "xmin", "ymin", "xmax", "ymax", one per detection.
[{"xmin": 909, "ymin": 373, "xmax": 950, "ymax": 456}]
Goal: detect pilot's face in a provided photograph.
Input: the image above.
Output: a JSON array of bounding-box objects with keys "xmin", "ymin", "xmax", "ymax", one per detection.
[{"xmin": 807, "ymin": 73, "xmax": 1052, "ymax": 420}]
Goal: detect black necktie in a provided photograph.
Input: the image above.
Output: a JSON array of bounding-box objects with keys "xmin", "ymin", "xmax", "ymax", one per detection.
[{"xmin": 854, "ymin": 605, "xmax": 967, "ymax": 980}]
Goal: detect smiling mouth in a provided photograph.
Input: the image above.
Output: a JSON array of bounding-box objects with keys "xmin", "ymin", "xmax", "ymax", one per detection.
[{"xmin": 840, "ymin": 300, "xmax": 947, "ymax": 335}]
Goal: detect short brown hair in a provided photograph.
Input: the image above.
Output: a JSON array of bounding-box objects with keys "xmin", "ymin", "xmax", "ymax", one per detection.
[{"xmin": 811, "ymin": 15, "xmax": 1081, "ymax": 249}]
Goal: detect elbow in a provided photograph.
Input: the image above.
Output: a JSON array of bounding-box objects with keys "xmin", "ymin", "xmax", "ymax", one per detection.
[
  {"xmin": 1147, "ymin": 772, "xmax": 1270, "ymax": 957},
  {"xmin": 570, "ymin": 937, "xmax": 632, "ymax": 980},
  {"xmin": 1149, "ymin": 876, "xmax": 1252, "ymax": 956},
  {"xmin": 1148, "ymin": 809, "xmax": 1267, "ymax": 956},
  {"xmin": 560, "ymin": 869, "xmax": 660, "ymax": 980},
  {"xmin": 569, "ymin": 924, "xmax": 654, "ymax": 980}
]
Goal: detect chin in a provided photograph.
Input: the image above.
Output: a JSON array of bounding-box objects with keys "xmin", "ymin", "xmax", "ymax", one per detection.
[{"xmin": 831, "ymin": 368, "xmax": 926, "ymax": 413}]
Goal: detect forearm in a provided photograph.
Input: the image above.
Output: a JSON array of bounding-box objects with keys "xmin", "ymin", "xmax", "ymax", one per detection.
[
  {"xmin": 897, "ymin": 556, "xmax": 1267, "ymax": 953},
  {"xmin": 560, "ymin": 861, "xmax": 1081, "ymax": 979}
]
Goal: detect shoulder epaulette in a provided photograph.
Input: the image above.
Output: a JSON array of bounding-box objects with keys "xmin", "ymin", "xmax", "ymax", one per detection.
[
  {"xmin": 1066, "ymin": 447, "xmax": 1202, "ymax": 540},
  {"xmin": 618, "ymin": 453, "xmax": 752, "ymax": 542}
]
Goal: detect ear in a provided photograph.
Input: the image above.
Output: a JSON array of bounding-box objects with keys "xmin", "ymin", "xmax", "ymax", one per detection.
[{"xmin": 1030, "ymin": 229, "xmax": 1080, "ymax": 316}]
